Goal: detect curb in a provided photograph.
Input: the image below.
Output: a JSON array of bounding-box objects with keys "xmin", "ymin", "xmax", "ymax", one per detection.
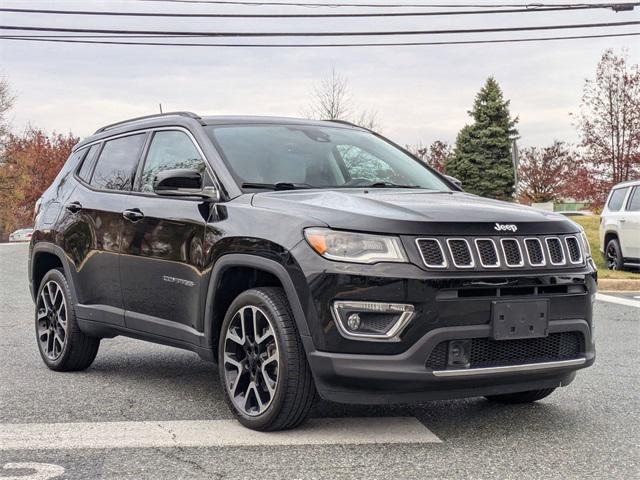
[{"xmin": 599, "ymin": 278, "xmax": 640, "ymax": 292}]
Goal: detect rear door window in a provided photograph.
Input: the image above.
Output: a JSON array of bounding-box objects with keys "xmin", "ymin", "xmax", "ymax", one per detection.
[
  {"xmin": 90, "ymin": 134, "xmax": 146, "ymax": 191},
  {"xmin": 607, "ymin": 187, "xmax": 629, "ymax": 211}
]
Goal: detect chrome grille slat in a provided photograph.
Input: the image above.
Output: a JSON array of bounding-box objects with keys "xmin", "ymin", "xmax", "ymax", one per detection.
[
  {"xmin": 565, "ymin": 236, "xmax": 583, "ymax": 264},
  {"xmin": 474, "ymin": 238, "xmax": 500, "ymax": 268},
  {"xmin": 546, "ymin": 237, "xmax": 566, "ymax": 265},
  {"xmin": 500, "ymin": 238, "xmax": 524, "ymax": 267},
  {"xmin": 447, "ymin": 238, "xmax": 475, "ymax": 268},
  {"xmin": 524, "ymin": 238, "xmax": 546, "ymax": 266},
  {"xmin": 415, "ymin": 238, "xmax": 447, "ymax": 268}
]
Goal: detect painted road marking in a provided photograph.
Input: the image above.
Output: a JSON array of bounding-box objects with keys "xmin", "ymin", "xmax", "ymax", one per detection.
[
  {"xmin": 0, "ymin": 463, "xmax": 65, "ymax": 480},
  {"xmin": 595, "ymin": 293, "xmax": 640, "ymax": 309},
  {"xmin": 0, "ymin": 417, "xmax": 441, "ymax": 450}
]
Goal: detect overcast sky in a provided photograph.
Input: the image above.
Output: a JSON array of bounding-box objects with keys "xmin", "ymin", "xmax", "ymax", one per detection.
[{"xmin": 1, "ymin": 0, "xmax": 638, "ymax": 148}]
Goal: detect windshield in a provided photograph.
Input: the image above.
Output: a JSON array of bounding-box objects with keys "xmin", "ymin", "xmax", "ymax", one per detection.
[{"xmin": 205, "ymin": 124, "xmax": 450, "ymax": 191}]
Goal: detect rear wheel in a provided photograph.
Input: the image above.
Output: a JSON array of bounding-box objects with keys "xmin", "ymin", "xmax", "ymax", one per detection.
[
  {"xmin": 219, "ymin": 287, "xmax": 315, "ymax": 431},
  {"xmin": 485, "ymin": 388, "xmax": 555, "ymax": 404},
  {"xmin": 605, "ymin": 238, "xmax": 624, "ymax": 270},
  {"xmin": 35, "ymin": 269, "xmax": 100, "ymax": 371}
]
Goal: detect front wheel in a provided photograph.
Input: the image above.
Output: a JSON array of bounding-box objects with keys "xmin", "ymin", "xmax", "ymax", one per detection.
[
  {"xmin": 485, "ymin": 388, "xmax": 555, "ymax": 404},
  {"xmin": 605, "ymin": 238, "xmax": 624, "ymax": 271},
  {"xmin": 219, "ymin": 287, "xmax": 316, "ymax": 431}
]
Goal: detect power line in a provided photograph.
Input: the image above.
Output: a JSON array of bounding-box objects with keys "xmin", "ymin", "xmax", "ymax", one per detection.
[
  {"xmin": 1, "ymin": 31, "xmax": 637, "ymax": 47},
  {"xmin": 127, "ymin": 0, "xmax": 637, "ymax": 8},
  {"xmin": 2, "ymin": 21, "xmax": 637, "ymax": 37},
  {"xmin": 1, "ymin": 4, "xmax": 635, "ymax": 18}
]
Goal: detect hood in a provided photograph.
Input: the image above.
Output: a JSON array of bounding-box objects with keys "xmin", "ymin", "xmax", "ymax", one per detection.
[{"xmin": 251, "ymin": 189, "xmax": 579, "ymax": 236}]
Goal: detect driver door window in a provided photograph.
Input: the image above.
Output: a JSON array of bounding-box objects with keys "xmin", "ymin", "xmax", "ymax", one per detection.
[{"xmin": 138, "ymin": 130, "xmax": 206, "ymax": 193}]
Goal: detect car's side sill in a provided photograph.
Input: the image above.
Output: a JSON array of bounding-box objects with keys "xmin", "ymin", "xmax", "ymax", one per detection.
[{"xmin": 431, "ymin": 358, "xmax": 586, "ymax": 377}]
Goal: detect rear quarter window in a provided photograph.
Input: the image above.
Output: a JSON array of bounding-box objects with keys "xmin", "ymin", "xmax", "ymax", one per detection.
[
  {"xmin": 77, "ymin": 143, "xmax": 101, "ymax": 182},
  {"xmin": 626, "ymin": 187, "xmax": 640, "ymax": 212},
  {"xmin": 607, "ymin": 187, "xmax": 629, "ymax": 211},
  {"xmin": 89, "ymin": 133, "xmax": 146, "ymax": 191}
]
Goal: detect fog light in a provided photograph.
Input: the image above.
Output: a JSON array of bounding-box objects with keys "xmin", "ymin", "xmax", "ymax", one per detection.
[
  {"xmin": 447, "ymin": 339, "xmax": 471, "ymax": 368},
  {"xmin": 331, "ymin": 301, "xmax": 415, "ymax": 341},
  {"xmin": 347, "ymin": 313, "xmax": 361, "ymax": 331}
]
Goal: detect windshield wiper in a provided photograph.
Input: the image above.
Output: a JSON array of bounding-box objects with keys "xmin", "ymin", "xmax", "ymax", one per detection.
[
  {"xmin": 366, "ymin": 182, "xmax": 422, "ymax": 189},
  {"xmin": 241, "ymin": 182, "xmax": 314, "ymax": 191}
]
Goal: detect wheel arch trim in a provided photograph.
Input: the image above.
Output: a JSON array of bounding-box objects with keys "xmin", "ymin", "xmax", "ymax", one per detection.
[
  {"xmin": 203, "ymin": 254, "xmax": 311, "ymax": 351},
  {"xmin": 30, "ymin": 242, "xmax": 79, "ymax": 305}
]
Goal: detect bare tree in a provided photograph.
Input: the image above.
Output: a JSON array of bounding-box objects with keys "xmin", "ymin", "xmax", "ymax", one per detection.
[
  {"xmin": 573, "ymin": 49, "xmax": 640, "ymax": 193},
  {"xmin": 307, "ymin": 68, "xmax": 351, "ymax": 120},
  {"xmin": 0, "ymin": 76, "xmax": 15, "ymax": 141},
  {"xmin": 305, "ymin": 68, "xmax": 381, "ymax": 131}
]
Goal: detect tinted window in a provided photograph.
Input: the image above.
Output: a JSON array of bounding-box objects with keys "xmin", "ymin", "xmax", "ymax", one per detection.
[
  {"xmin": 139, "ymin": 131, "xmax": 205, "ymax": 193},
  {"xmin": 206, "ymin": 125, "xmax": 449, "ymax": 191},
  {"xmin": 607, "ymin": 187, "xmax": 629, "ymax": 211},
  {"xmin": 77, "ymin": 144, "xmax": 101, "ymax": 182},
  {"xmin": 627, "ymin": 187, "xmax": 640, "ymax": 212},
  {"xmin": 90, "ymin": 134, "xmax": 146, "ymax": 191}
]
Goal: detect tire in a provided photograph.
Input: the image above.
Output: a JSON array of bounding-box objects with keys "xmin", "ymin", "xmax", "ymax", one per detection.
[
  {"xmin": 218, "ymin": 287, "xmax": 316, "ymax": 431},
  {"xmin": 605, "ymin": 238, "xmax": 624, "ymax": 271},
  {"xmin": 35, "ymin": 269, "xmax": 100, "ymax": 371},
  {"xmin": 485, "ymin": 388, "xmax": 555, "ymax": 404}
]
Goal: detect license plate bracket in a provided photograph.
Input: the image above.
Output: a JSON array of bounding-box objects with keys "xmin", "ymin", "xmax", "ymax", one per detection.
[{"xmin": 491, "ymin": 299, "xmax": 549, "ymax": 340}]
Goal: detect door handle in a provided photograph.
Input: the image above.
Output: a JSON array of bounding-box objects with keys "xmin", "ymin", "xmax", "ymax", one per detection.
[
  {"xmin": 122, "ymin": 208, "xmax": 145, "ymax": 222},
  {"xmin": 65, "ymin": 201, "xmax": 82, "ymax": 213},
  {"xmin": 620, "ymin": 218, "xmax": 626, "ymax": 222}
]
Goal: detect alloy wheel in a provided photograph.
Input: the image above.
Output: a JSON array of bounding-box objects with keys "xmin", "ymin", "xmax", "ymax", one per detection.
[
  {"xmin": 37, "ymin": 280, "xmax": 68, "ymax": 360},
  {"xmin": 606, "ymin": 245, "xmax": 619, "ymax": 270},
  {"xmin": 223, "ymin": 305, "xmax": 280, "ymax": 416}
]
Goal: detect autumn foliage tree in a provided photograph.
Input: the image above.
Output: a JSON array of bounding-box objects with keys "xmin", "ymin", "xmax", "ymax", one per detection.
[
  {"xmin": 406, "ymin": 140, "xmax": 451, "ymax": 173},
  {"xmin": 517, "ymin": 141, "xmax": 574, "ymax": 203},
  {"xmin": 573, "ymin": 49, "xmax": 640, "ymax": 205},
  {"xmin": 0, "ymin": 128, "xmax": 78, "ymax": 235}
]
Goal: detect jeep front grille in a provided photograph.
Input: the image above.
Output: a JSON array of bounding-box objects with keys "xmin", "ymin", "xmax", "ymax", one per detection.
[
  {"xmin": 425, "ymin": 332, "xmax": 584, "ymax": 370},
  {"xmin": 415, "ymin": 234, "xmax": 585, "ymax": 271}
]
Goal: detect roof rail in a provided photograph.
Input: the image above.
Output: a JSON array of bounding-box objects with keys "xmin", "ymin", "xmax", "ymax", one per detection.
[
  {"xmin": 322, "ymin": 119, "xmax": 360, "ymax": 128},
  {"xmin": 94, "ymin": 111, "xmax": 204, "ymax": 134}
]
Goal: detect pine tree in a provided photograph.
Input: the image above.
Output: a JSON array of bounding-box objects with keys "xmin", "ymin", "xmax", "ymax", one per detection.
[{"xmin": 445, "ymin": 77, "xmax": 518, "ymax": 200}]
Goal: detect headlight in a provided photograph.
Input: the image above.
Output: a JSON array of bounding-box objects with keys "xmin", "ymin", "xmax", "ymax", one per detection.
[
  {"xmin": 579, "ymin": 230, "xmax": 592, "ymax": 258},
  {"xmin": 304, "ymin": 227, "xmax": 407, "ymax": 264}
]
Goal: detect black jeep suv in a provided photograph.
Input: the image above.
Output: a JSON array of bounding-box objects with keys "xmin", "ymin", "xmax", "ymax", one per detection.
[{"xmin": 29, "ymin": 112, "xmax": 596, "ymax": 431}]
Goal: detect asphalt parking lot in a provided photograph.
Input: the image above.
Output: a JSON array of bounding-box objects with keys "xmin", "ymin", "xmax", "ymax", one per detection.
[{"xmin": 1, "ymin": 243, "xmax": 638, "ymax": 480}]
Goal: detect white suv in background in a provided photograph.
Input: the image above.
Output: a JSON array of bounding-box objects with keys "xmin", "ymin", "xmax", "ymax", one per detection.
[{"xmin": 600, "ymin": 180, "xmax": 640, "ymax": 270}]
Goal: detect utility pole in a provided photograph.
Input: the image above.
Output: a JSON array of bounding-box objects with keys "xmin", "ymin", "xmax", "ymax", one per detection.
[
  {"xmin": 159, "ymin": 103, "xmax": 163, "ymax": 114},
  {"xmin": 511, "ymin": 138, "xmax": 519, "ymax": 197}
]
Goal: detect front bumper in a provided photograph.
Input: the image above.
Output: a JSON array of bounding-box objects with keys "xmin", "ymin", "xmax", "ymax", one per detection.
[
  {"xmin": 305, "ymin": 319, "xmax": 594, "ymax": 404},
  {"xmin": 289, "ymin": 242, "xmax": 597, "ymax": 404}
]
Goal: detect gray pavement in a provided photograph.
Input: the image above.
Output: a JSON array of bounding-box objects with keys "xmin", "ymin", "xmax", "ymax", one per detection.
[{"xmin": 1, "ymin": 242, "xmax": 638, "ymax": 480}]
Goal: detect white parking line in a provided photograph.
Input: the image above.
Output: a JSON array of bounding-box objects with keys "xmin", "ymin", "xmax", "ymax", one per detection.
[
  {"xmin": 0, "ymin": 417, "xmax": 441, "ymax": 450},
  {"xmin": 595, "ymin": 293, "xmax": 640, "ymax": 309}
]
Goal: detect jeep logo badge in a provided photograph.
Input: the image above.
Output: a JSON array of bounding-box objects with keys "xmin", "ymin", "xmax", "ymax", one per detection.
[{"xmin": 494, "ymin": 223, "xmax": 518, "ymax": 232}]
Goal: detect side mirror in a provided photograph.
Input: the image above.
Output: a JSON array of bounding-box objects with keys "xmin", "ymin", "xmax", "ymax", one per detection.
[
  {"xmin": 444, "ymin": 175, "xmax": 463, "ymax": 190},
  {"xmin": 153, "ymin": 169, "xmax": 220, "ymax": 201}
]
